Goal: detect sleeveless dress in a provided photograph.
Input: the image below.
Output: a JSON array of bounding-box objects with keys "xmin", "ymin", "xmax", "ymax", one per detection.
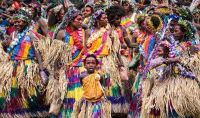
[{"xmin": 0, "ymin": 28, "xmax": 48, "ymax": 117}]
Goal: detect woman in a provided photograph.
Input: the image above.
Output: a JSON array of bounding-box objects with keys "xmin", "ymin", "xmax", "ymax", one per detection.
[
  {"xmin": 0, "ymin": 8, "xmax": 48, "ymax": 117},
  {"xmin": 52, "ymin": 6, "xmax": 86, "ymax": 118},
  {"xmin": 28, "ymin": 2, "xmax": 48, "ymax": 37},
  {"xmin": 141, "ymin": 43, "xmax": 200, "ymax": 118},
  {"xmin": 138, "ymin": 10, "xmax": 200, "ymax": 117},
  {"xmin": 86, "ymin": 8, "xmax": 129, "ymax": 115},
  {"xmin": 48, "ymin": 5, "xmax": 65, "ymax": 38},
  {"xmin": 128, "ymin": 14, "xmax": 164, "ymax": 118}
]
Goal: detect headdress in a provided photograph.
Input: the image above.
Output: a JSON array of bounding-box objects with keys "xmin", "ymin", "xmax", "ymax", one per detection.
[
  {"xmin": 176, "ymin": 7, "xmax": 193, "ymax": 21},
  {"xmin": 53, "ymin": 6, "xmax": 81, "ymax": 39},
  {"xmin": 177, "ymin": 18, "xmax": 196, "ymax": 40},
  {"xmin": 28, "ymin": 2, "xmax": 41, "ymax": 18},
  {"xmin": 143, "ymin": 14, "xmax": 163, "ymax": 33},
  {"xmin": 88, "ymin": 9, "xmax": 105, "ymax": 28},
  {"xmin": 155, "ymin": 6, "xmax": 173, "ymax": 15},
  {"xmin": 13, "ymin": 7, "xmax": 32, "ymax": 23},
  {"xmin": 136, "ymin": 13, "xmax": 147, "ymax": 25}
]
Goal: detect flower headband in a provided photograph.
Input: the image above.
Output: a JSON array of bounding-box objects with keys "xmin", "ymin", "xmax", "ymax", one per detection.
[
  {"xmin": 88, "ymin": 9, "xmax": 105, "ymax": 28},
  {"xmin": 13, "ymin": 7, "xmax": 32, "ymax": 23}
]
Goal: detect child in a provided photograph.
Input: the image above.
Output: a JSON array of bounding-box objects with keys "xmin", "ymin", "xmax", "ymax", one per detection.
[
  {"xmin": 72, "ymin": 54, "xmax": 111, "ymax": 118},
  {"xmin": 141, "ymin": 43, "xmax": 200, "ymax": 117}
]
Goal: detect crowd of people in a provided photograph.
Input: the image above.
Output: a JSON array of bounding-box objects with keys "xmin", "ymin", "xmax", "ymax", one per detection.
[{"xmin": 0, "ymin": 0, "xmax": 200, "ymax": 118}]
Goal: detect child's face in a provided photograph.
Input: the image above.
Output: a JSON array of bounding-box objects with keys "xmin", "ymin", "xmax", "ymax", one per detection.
[
  {"xmin": 157, "ymin": 46, "xmax": 164, "ymax": 56},
  {"xmin": 85, "ymin": 57, "xmax": 97, "ymax": 74}
]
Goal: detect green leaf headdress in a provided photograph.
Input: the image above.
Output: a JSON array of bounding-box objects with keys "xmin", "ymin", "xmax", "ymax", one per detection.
[{"xmin": 13, "ymin": 7, "xmax": 32, "ymax": 24}]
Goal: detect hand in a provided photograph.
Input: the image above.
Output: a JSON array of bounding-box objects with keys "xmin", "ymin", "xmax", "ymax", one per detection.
[
  {"xmin": 122, "ymin": 27, "xmax": 128, "ymax": 36},
  {"xmin": 165, "ymin": 57, "xmax": 179, "ymax": 63},
  {"xmin": 40, "ymin": 70, "xmax": 49, "ymax": 85}
]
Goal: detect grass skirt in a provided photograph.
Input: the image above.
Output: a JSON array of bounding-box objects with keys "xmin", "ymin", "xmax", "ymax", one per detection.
[
  {"xmin": 54, "ymin": 67, "xmax": 84, "ymax": 118},
  {"xmin": 101, "ymin": 55, "xmax": 129, "ymax": 113},
  {"xmin": 141, "ymin": 66, "xmax": 200, "ymax": 118},
  {"xmin": 180, "ymin": 50, "xmax": 200, "ymax": 81},
  {"xmin": 0, "ymin": 60, "xmax": 48, "ymax": 117},
  {"xmin": 72, "ymin": 98, "xmax": 111, "ymax": 118}
]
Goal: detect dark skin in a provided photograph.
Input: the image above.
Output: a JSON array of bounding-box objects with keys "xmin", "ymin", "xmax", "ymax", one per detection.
[
  {"xmin": 13, "ymin": 19, "xmax": 44, "ymax": 72},
  {"xmin": 112, "ymin": 15, "xmax": 138, "ymax": 48},
  {"xmin": 80, "ymin": 56, "xmax": 103, "ymax": 85},
  {"xmin": 56, "ymin": 15, "xmax": 84, "ymax": 41},
  {"xmin": 171, "ymin": 25, "xmax": 185, "ymax": 42},
  {"xmin": 82, "ymin": 6, "xmax": 93, "ymax": 18},
  {"xmin": 85, "ymin": 13, "xmax": 108, "ymax": 47},
  {"xmin": 14, "ymin": 19, "xmax": 28, "ymax": 33},
  {"xmin": 84, "ymin": 57, "xmax": 97, "ymax": 74},
  {"xmin": 29, "ymin": 6, "xmax": 48, "ymax": 36}
]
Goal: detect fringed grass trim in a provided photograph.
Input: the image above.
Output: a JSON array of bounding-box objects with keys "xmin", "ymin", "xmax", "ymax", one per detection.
[
  {"xmin": 33, "ymin": 37, "xmax": 72, "ymax": 70},
  {"xmin": 17, "ymin": 62, "xmax": 42, "ymax": 97},
  {"xmin": 0, "ymin": 111, "xmax": 49, "ymax": 118},
  {"xmin": 141, "ymin": 79, "xmax": 152, "ymax": 118},
  {"xmin": 0, "ymin": 42, "xmax": 9, "ymax": 62},
  {"xmin": 102, "ymin": 55, "xmax": 122, "ymax": 87},
  {"xmin": 111, "ymin": 103, "xmax": 129, "ymax": 114},
  {"xmin": 0, "ymin": 60, "xmax": 43, "ymax": 100},
  {"xmin": 46, "ymin": 68, "xmax": 68, "ymax": 105},
  {"xmin": 72, "ymin": 99, "xmax": 112, "ymax": 118},
  {"xmin": 143, "ymin": 76, "xmax": 200, "ymax": 117},
  {"xmin": 180, "ymin": 51, "xmax": 200, "ymax": 81},
  {"xmin": 102, "ymin": 100, "xmax": 112, "ymax": 118},
  {"xmin": 0, "ymin": 62, "xmax": 14, "ymax": 99}
]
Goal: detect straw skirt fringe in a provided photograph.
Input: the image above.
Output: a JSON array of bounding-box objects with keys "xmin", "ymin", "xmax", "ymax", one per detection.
[{"xmin": 141, "ymin": 75, "xmax": 200, "ymax": 118}]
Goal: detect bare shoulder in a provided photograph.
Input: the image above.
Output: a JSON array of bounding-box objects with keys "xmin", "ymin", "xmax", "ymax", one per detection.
[{"xmin": 56, "ymin": 30, "xmax": 65, "ymax": 40}]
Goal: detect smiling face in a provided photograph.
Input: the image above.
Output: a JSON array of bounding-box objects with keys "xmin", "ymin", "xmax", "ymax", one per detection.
[
  {"xmin": 14, "ymin": 19, "xmax": 28, "ymax": 32},
  {"xmin": 85, "ymin": 56, "xmax": 97, "ymax": 74}
]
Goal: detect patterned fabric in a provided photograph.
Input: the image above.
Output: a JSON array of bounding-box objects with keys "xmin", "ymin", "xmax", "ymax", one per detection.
[
  {"xmin": 64, "ymin": 27, "xmax": 85, "ymax": 67},
  {"xmin": 56, "ymin": 27, "xmax": 85, "ymax": 117},
  {"xmin": 0, "ymin": 60, "xmax": 48, "ymax": 117},
  {"xmin": 121, "ymin": 17, "xmax": 137, "ymax": 32},
  {"xmin": 57, "ymin": 67, "xmax": 84, "ymax": 118},
  {"xmin": 86, "ymin": 31, "xmax": 109, "ymax": 58},
  {"xmin": 0, "ymin": 27, "xmax": 47, "ymax": 117}
]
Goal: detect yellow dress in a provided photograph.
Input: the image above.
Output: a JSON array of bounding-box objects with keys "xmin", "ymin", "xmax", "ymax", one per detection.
[
  {"xmin": 82, "ymin": 73, "xmax": 104, "ymax": 102},
  {"xmin": 72, "ymin": 73, "xmax": 111, "ymax": 118}
]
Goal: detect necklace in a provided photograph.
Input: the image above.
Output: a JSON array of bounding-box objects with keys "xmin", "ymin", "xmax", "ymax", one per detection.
[{"xmin": 7, "ymin": 27, "xmax": 29, "ymax": 53}]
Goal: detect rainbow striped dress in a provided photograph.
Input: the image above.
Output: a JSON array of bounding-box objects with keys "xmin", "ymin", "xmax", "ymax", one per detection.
[
  {"xmin": 121, "ymin": 16, "xmax": 138, "ymax": 35},
  {"xmin": 55, "ymin": 27, "xmax": 85, "ymax": 118},
  {"xmin": 0, "ymin": 28, "xmax": 47, "ymax": 117}
]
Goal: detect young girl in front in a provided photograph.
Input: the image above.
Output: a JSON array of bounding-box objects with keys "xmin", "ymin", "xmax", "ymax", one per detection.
[{"xmin": 72, "ymin": 54, "xmax": 111, "ymax": 118}]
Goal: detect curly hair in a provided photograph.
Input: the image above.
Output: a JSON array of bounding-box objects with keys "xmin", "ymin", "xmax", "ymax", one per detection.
[
  {"xmin": 84, "ymin": 54, "xmax": 99, "ymax": 65},
  {"xmin": 106, "ymin": 5, "xmax": 125, "ymax": 25}
]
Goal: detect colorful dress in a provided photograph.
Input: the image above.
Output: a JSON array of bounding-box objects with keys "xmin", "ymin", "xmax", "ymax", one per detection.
[
  {"xmin": 72, "ymin": 72, "xmax": 111, "ymax": 118},
  {"xmin": 56, "ymin": 27, "xmax": 85, "ymax": 118},
  {"xmin": 128, "ymin": 31, "xmax": 156, "ymax": 118},
  {"xmin": 141, "ymin": 57, "xmax": 200, "ymax": 117},
  {"xmin": 120, "ymin": 16, "xmax": 138, "ymax": 36},
  {"xmin": 86, "ymin": 27, "xmax": 129, "ymax": 113},
  {"xmin": 0, "ymin": 27, "xmax": 47, "ymax": 117}
]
